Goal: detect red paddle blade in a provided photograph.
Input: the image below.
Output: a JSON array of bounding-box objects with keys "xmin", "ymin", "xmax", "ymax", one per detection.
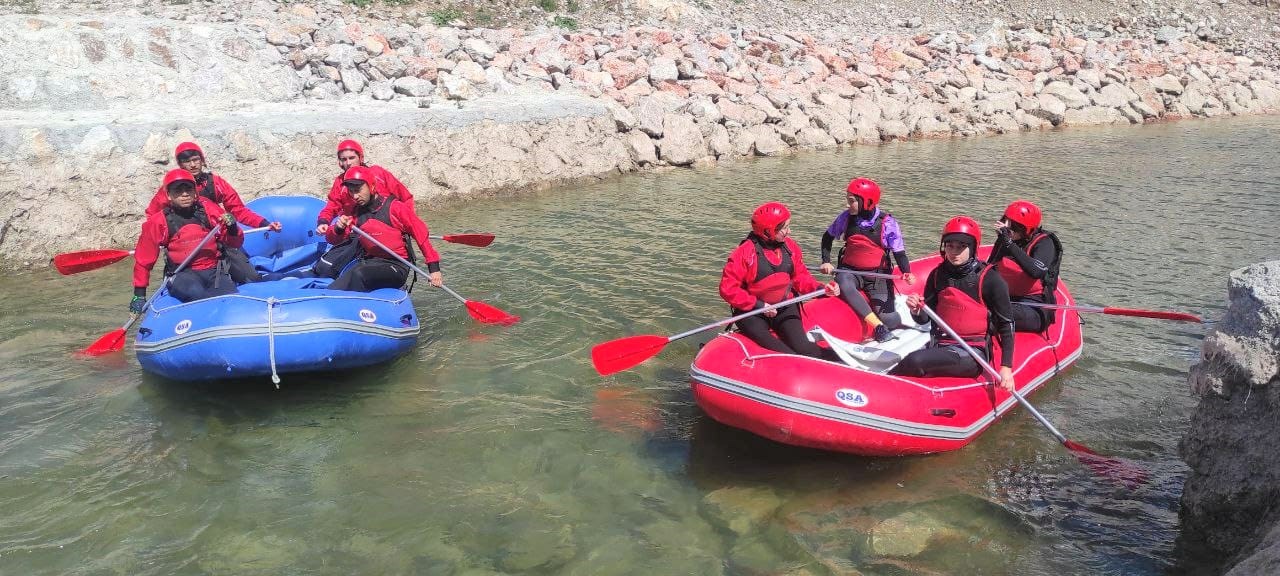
[
  {"xmin": 52, "ymin": 249, "xmax": 132, "ymax": 275},
  {"xmin": 591, "ymin": 335, "xmax": 670, "ymax": 376},
  {"xmin": 441, "ymin": 233, "xmax": 495, "ymax": 247},
  {"xmin": 81, "ymin": 328, "xmax": 127, "ymax": 356},
  {"xmin": 1102, "ymin": 307, "xmax": 1202, "ymax": 323},
  {"xmin": 1064, "ymin": 440, "xmax": 1150, "ymax": 488},
  {"xmin": 464, "ymin": 300, "xmax": 519, "ymax": 326}
]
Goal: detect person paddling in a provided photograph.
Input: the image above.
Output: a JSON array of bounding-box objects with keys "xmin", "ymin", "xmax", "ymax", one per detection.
[
  {"xmin": 314, "ymin": 139, "xmax": 416, "ymax": 279},
  {"xmin": 720, "ymin": 202, "xmax": 840, "ymax": 359},
  {"xmin": 818, "ymin": 177, "xmax": 917, "ymax": 343},
  {"xmin": 987, "ymin": 200, "xmax": 1063, "ymax": 333},
  {"xmin": 892, "ymin": 216, "xmax": 1016, "ymax": 392},
  {"xmin": 132, "ymin": 169, "xmax": 244, "ymax": 309},
  {"xmin": 144, "ymin": 142, "xmax": 281, "ymax": 283},
  {"xmin": 323, "ymin": 166, "xmax": 442, "ymax": 292}
]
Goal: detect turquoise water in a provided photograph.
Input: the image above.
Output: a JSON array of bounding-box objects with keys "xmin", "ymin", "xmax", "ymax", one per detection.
[{"xmin": 2, "ymin": 115, "xmax": 1278, "ymax": 575}]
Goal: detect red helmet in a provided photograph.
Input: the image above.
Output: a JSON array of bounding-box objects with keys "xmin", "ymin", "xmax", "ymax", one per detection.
[
  {"xmin": 337, "ymin": 139, "xmax": 365, "ymax": 160},
  {"xmin": 174, "ymin": 141, "xmax": 204, "ymax": 161},
  {"xmin": 751, "ymin": 202, "xmax": 791, "ymax": 242},
  {"xmin": 941, "ymin": 215, "xmax": 981, "ymax": 246},
  {"xmin": 846, "ymin": 177, "xmax": 882, "ymax": 212},
  {"xmin": 342, "ymin": 166, "xmax": 377, "ymax": 193},
  {"xmin": 162, "ymin": 168, "xmax": 197, "ymax": 191},
  {"xmin": 1003, "ymin": 200, "xmax": 1042, "ymax": 231}
]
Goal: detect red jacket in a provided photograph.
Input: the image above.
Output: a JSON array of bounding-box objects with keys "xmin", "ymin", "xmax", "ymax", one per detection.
[
  {"xmin": 317, "ymin": 164, "xmax": 414, "ymax": 226},
  {"xmin": 134, "ymin": 197, "xmax": 244, "ymax": 288},
  {"xmin": 324, "ymin": 195, "xmax": 440, "ymax": 268},
  {"xmin": 146, "ymin": 172, "xmax": 268, "ymax": 227},
  {"xmin": 719, "ymin": 236, "xmax": 822, "ymax": 311}
]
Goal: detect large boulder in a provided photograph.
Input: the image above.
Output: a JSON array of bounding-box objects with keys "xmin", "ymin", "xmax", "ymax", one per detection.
[
  {"xmin": 1179, "ymin": 261, "xmax": 1280, "ymax": 574},
  {"xmin": 655, "ymin": 113, "xmax": 706, "ymax": 166}
]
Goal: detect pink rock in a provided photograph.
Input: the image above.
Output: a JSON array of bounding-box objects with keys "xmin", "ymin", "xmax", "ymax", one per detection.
[
  {"xmin": 709, "ymin": 33, "xmax": 732, "ymax": 50},
  {"xmin": 903, "ymin": 45, "xmax": 933, "ymax": 64},
  {"xmin": 655, "ymin": 80, "xmax": 690, "ymax": 98},
  {"xmin": 686, "ymin": 78, "xmax": 724, "ymax": 96},
  {"xmin": 1060, "ymin": 54, "xmax": 1081, "ymax": 74},
  {"xmin": 619, "ymin": 81, "xmax": 654, "ymax": 102},
  {"xmin": 602, "ymin": 56, "xmax": 650, "ymax": 89},
  {"xmin": 800, "ymin": 54, "xmax": 829, "ymax": 81},
  {"xmin": 845, "ymin": 70, "xmax": 874, "ymax": 88},
  {"xmin": 1127, "ymin": 62, "xmax": 1167, "ymax": 79},
  {"xmin": 1011, "ymin": 45, "xmax": 1054, "ymax": 72},
  {"xmin": 362, "ymin": 34, "xmax": 388, "ymax": 56},
  {"xmin": 404, "ymin": 56, "xmax": 439, "ymax": 81},
  {"xmin": 822, "ymin": 75, "xmax": 858, "ymax": 97},
  {"xmin": 343, "ymin": 22, "xmax": 363, "ymax": 44},
  {"xmin": 988, "ymin": 45, "xmax": 1008, "ymax": 58},
  {"xmin": 490, "ymin": 53, "xmax": 514, "ymax": 70},
  {"xmin": 658, "ymin": 43, "xmax": 683, "ymax": 59},
  {"xmin": 726, "ymin": 79, "xmax": 758, "ymax": 97}
]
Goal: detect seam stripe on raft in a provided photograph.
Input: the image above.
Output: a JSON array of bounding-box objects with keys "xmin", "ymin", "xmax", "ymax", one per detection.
[
  {"xmin": 689, "ymin": 346, "xmax": 1082, "ymax": 441},
  {"xmin": 136, "ymin": 321, "xmax": 420, "ymax": 353}
]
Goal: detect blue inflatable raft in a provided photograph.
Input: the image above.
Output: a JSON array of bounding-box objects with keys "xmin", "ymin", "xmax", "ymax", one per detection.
[{"xmin": 135, "ymin": 196, "xmax": 421, "ymax": 382}]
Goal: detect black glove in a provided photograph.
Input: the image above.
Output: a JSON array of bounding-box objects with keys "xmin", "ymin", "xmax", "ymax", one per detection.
[
  {"xmin": 129, "ymin": 295, "xmax": 147, "ymax": 314},
  {"xmin": 220, "ymin": 213, "xmax": 236, "ymax": 229}
]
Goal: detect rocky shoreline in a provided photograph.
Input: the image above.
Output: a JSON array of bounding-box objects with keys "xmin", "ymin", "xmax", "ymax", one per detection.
[{"xmin": 1, "ymin": 2, "xmax": 1279, "ymax": 265}]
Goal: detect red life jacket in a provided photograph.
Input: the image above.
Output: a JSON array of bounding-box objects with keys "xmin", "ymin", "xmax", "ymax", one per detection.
[
  {"xmin": 163, "ymin": 202, "xmax": 220, "ymax": 274},
  {"xmin": 839, "ymin": 211, "xmax": 891, "ymax": 271},
  {"xmin": 933, "ymin": 263, "xmax": 992, "ymax": 347},
  {"xmin": 995, "ymin": 231, "xmax": 1043, "ymax": 297},
  {"xmin": 355, "ymin": 195, "xmax": 409, "ymax": 260},
  {"xmin": 743, "ymin": 236, "xmax": 794, "ymax": 305}
]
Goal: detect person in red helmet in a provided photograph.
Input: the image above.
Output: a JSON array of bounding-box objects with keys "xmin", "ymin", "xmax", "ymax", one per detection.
[
  {"xmin": 144, "ymin": 141, "xmax": 281, "ymax": 284},
  {"xmin": 131, "ymin": 169, "xmax": 244, "ymax": 309},
  {"xmin": 818, "ymin": 177, "xmax": 917, "ymax": 343},
  {"xmin": 720, "ymin": 202, "xmax": 840, "ymax": 359},
  {"xmin": 323, "ymin": 166, "xmax": 442, "ymax": 292},
  {"xmin": 314, "ymin": 139, "xmax": 416, "ymax": 279},
  {"xmin": 892, "ymin": 216, "xmax": 1016, "ymax": 392},
  {"xmin": 987, "ymin": 200, "xmax": 1063, "ymax": 333}
]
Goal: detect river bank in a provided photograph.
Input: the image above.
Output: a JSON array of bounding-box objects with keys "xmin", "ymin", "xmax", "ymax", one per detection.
[{"xmin": 2, "ymin": 1, "xmax": 1279, "ymax": 266}]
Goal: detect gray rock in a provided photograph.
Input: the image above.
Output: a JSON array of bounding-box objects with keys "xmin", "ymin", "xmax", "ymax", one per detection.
[
  {"xmin": 701, "ymin": 486, "xmax": 783, "ymax": 535},
  {"xmin": 656, "ymin": 113, "xmax": 707, "ymax": 166},
  {"xmin": 794, "ymin": 126, "xmax": 837, "ymax": 148},
  {"xmin": 625, "ymin": 131, "xmax": 658, "ymax": 165},
  {"xmin": 392, "ymin": 76, "xmax": 434, "ymax": 97},
  {"xmin": 370, "ymin": 81, "xmax": 396, "ymax": 101},
  {"xmin": 75, "ymin": 125, "xmax": 118, "ymax": 159},
  {"xmin": 1076, "ymin": 69, "xmax": 1103, "ymax": 90},
  {"xmin": 707, "ymin": 123, "xmax": 734, "ymax": 158},
  {"xmin": 649, "ymin": 56, "xmax": 679, "ymax": 83},
  {"xmin": 1150, "ymin": 75, "xmax": 1185, "ymax": 95},
  {"xmin": 877, "ymin": 118, "xmax": 910, "ymax": 140},
  {"xmin": 437, "ymin": 72, "xmax": 475, "ymax": 100},
  {"xmin": 1040, "ymin": 81, "xmax": 1091, "ymax": 109},
  {"xmin": 749, "ymin": 125, "xmax": 789, "ymax": 156},
  {"xmin": 1156, "ymin": 26, "xmax": 1188, "ymax": 43},
  {"xmin": 1092, "ymin": 83, "xmax": 1138, "ymax": 108},
  {"xmin": 1061, "ymin": 106, "xmax": 1124, "ymax": 125},
  {"xmin": 462, "ymin": 38, "xmax": 496, "ymax": 62}
]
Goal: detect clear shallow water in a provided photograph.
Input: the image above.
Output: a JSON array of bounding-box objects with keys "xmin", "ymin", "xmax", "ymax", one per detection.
[{"xmin": 2, "ymin": 116, "xmax": 1278, "ymax": 575}]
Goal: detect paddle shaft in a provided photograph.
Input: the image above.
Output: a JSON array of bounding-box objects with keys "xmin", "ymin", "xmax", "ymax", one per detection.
[
  {"xmin": 348, "ymin": 226, "xmax": 464, "ymax": 304},
  {"xmin": 121, "ymin": 224, "xmax": 224, "ymax": 332},
  {"xmin": 918, "ymin": 303, "xmax": 1069, "ymax": 445},
  {"xmin": 808, "ymin": 267, "xmax": 898, "ymax": 281},
  {"xmin": 668, "ymin": 288, "xmax": 828, "ymax": 343}
]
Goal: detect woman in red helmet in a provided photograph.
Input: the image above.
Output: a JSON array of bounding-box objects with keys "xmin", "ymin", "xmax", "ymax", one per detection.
[
  {"xmin": 323, "ymin": 166, "xmax": 442, "ymax": 292},
  {"xmin": 720, "ymin": 202, "xmax": 840, "ymax": 359},
  {"xmin": 314, "ymin": 139, "xmax": 416, "ymax": 279},
  {"xmin": 892, "ymin": 216, "xmax": 1016, "ymax": 392},
  {"xmin": 987, "ymin": 200, "xmax": 1063, "ymax": 333},
  {"xmin": 131, "ymin": 169, "xmax": 244, "ymax": 309},
  {"xmin": 144, "ymin": 142, "xmax": 281, "ymax": 284},
  {"xmin": 818, "ymin": 177, "xmax": 917, "ymax": 343}
]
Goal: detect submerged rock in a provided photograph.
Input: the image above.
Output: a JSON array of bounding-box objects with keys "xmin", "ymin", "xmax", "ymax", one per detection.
[{"xmin": 1179, "ymin": 261, "xmax": 1280, "ymax": 574}]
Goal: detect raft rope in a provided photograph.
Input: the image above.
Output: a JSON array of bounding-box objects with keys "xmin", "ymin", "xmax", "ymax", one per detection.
[{"xmin": 267, "ymin": 297, "xmax": 281, "ymax": 388}]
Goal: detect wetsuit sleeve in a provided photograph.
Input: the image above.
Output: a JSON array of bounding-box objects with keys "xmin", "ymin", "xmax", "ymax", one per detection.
[
  {"xmin": 986, "ymin": 234, "xmax": 1009, "ymax": 264},
  {"xmin": 215, "ymin": 176, "xmax": 269, "ymax": 227},
  {"xmin": 316, "ymin": 178, "xmax": 345, "ymax": 226},
  {"xmin": 912, "ymin": 271, "xmax": 937, "ymax": 325},
  {"xmin": 325, "ymin": 220, "xmax": 352, "ymax": 245},
  {"xmin": 983, "ymin": 272, "xmax": 1016, "ymax": 368},
  {"xmin": 820, "ymin": 231, "xmax": 836, "ymax": 264},
  {"xmin": 145, "ymin": 186, "xmax": 168, "ymax": 216},
  {"xmin": 719, "ymin": 243, "xmax": 760, "ymax": 312},
  {"xmin": 893, "ymin": 250, "xmax": 911, "ymax": 274},
  {"xmin": 392, "ymin": 201, "xmax": 440, "ymax": 273},
  {"xmin": 133, "ymin": 216, "xmax": 165, "ymax": 289},
  {"xmin": 787, "ymin": 240, "xmax": 824, "ymax": 294},
  {"xmin": 1005, "ymin": 236, "xmax": 1056, "ymax": 280}
]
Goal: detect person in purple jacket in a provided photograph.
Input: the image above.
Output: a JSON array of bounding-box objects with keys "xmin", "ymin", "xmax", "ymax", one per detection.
[{"xmin": 818, "ymin": 177, "xmax": 917, "ymax": 342}]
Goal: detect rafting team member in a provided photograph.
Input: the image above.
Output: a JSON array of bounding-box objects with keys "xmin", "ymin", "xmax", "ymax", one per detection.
[
  {"xmin": 145, "ymin": 142, "xmax": 281, "ymax": 284},
  {"xmin": 720, "ymin": 202, "xmax": 840, "ymax": 359},
  {"xmin": 131, "ymin": 169, "xmax": 244, "ymax": 310},
  {"xmin": 892, "ymin": 216, "xmax": 1016, "ymax": 392},
  {"xmin": 818, "ymin": 177, "xmax": 917, "ymax": 343},
  {"xmin": 987, "ymin": 200, "xmax": 1063, "ymax": 333},
  {"xmin": 314, "ymin": 140, "xmax": 416, "ymax": 279},
  {"xmin": 323, "ymin": 166, "xmax": 442, "ymax": 292}
]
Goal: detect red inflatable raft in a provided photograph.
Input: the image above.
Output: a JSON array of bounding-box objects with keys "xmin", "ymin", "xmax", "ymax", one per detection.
[{"xmin": 689, "ymin": 247, "xmax": 1083, "ymax": 456}]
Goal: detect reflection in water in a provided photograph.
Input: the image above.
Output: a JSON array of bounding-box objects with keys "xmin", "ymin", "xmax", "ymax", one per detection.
[{"xmin": 2, "ymin": 116, "xmax": 1279, "ymax": 574}]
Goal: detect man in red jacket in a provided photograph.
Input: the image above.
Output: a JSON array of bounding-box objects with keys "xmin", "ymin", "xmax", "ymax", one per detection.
[
  {"xmin": 131, "ymin": 169, "xmax": 244, "ymax": 310},
  {"xmin": 314, "ymin": 139, "xmax": 416, "ymax": 279},
  {"xmin": 144, "ymin": 142, "xmax": 280, "ymax": 283},
  {"xmin": 720, "ymin": 202, "xmax": 839, "ymax": 359},
  {"xmin": 323, "ymin": 166, "xmax": 442, "ymax": 292}
]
